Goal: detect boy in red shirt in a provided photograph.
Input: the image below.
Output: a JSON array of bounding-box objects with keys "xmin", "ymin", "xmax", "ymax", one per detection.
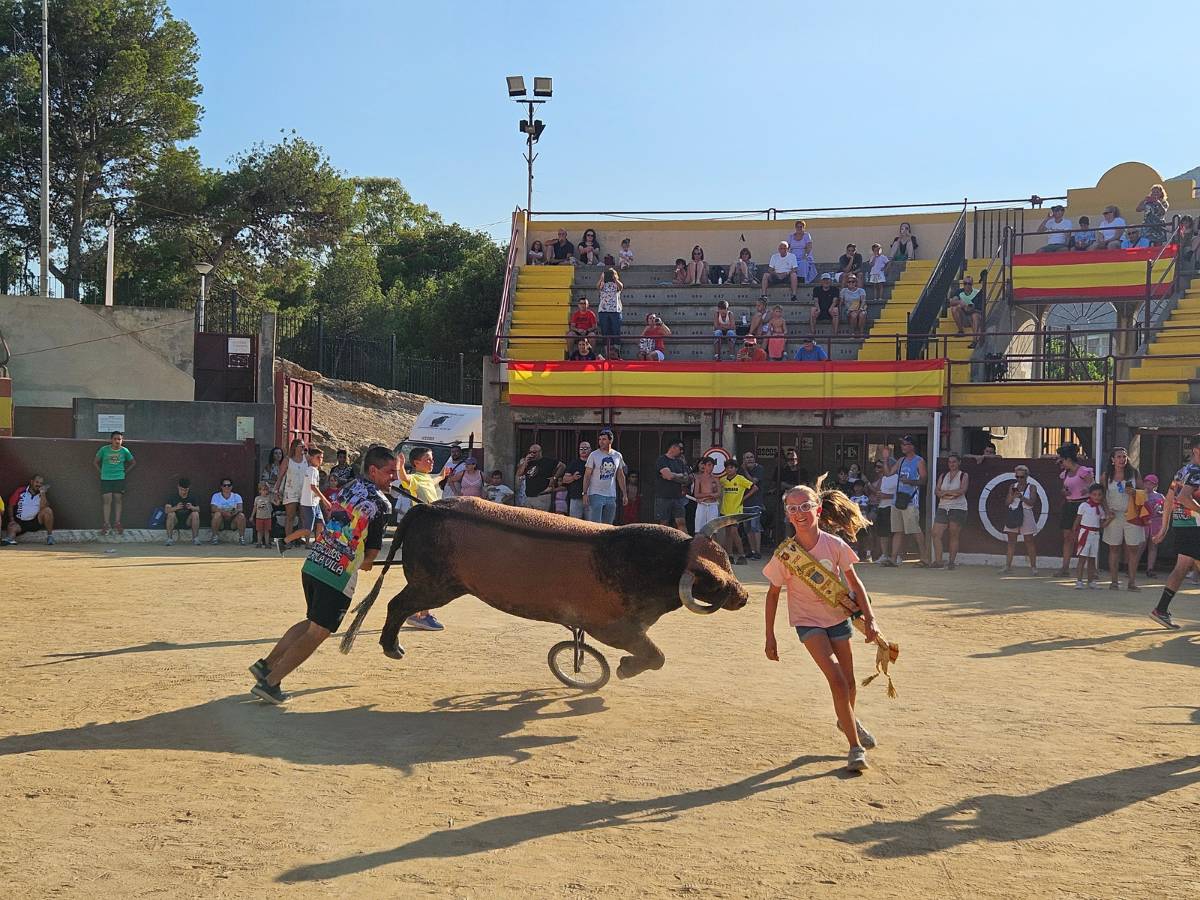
[{"xmin": 567, "ymin": 297, "xmax": 598, "ymax": 356}]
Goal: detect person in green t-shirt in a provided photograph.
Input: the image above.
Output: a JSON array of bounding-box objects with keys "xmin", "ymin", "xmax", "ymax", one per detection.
[{"xmin": 93, "ymin": 431, "xmax": 136, "ymax": 535}]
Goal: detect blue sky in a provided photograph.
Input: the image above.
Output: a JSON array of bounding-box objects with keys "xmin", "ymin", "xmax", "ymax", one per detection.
[{"xmin": 175, "ymin": 1, "xmax": 1197, "ymax": 240}]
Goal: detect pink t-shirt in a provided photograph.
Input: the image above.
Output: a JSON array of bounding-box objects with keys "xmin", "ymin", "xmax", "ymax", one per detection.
[
  {"xmin": 1060, "ymin": 465, "xmax": 1095, "ymax": 501},
  {"xmin": 762, "ymin": 531, "xmax": 859, "ymax": 628}
]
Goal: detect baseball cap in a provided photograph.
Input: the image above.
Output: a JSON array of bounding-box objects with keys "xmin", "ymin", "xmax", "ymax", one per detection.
[
  {"xmin": 900, "ymin": 434, "xmax": 915, "ymax": 445},
  {"xmin": 743, "ymin": 336, "xmax": 757, "ymax": 344},
  {"xmin": 668, "ymin": 439, "xmax": 685, "ymax": 449},
  {"xmin": 599, "ymin": 428, "xmax": 614, "ymax": 437},
  {"xmin": 820, "ymin": 272, "xmax": 833, "ymax": 281},
  {"xmin": 1144, "ymin": 473, "xmax": 1159, "ymax": 484},
  {"xmin": 802, "ymin": 335, "xmax": 815, "ymax": 343}
]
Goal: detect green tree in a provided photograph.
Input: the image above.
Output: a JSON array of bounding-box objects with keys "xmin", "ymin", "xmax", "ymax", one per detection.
[
  {"xmin": 312, "ymin": 242, "xmax": 382, "ymax": 334},
  {"xmin": 1043, "ymin": 336, "xmax": 1107, "ymax": 382},
  {"xmin": 0, "ymin": 0, "xmax": 202, "ymax": 298}
]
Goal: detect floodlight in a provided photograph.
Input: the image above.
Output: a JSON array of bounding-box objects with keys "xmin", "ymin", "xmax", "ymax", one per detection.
[
  {"xmin": 533, "ymin": 76, "xmax": 553, "ymax": 97},
  {"xmin": 506, "ymin": 76, "xmax": 526, "ymax": 97},
  {"xmin": 194, "ymin": 262, "xmax": 214, "ymax": 276}
]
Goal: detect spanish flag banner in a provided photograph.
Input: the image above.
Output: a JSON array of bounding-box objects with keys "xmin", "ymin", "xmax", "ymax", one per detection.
[
  {"xmin": 507, "ymin": 360, "xmax": 946, "ymax": 410},
  {"xmin": 1012, "ymin": 246, "xmax": 1175, "ymax": 300}
]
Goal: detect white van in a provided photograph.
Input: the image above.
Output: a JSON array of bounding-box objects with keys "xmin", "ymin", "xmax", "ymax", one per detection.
[{"xmin": 396, "ymin": 402, "xmax": 484, "ymax": 473}]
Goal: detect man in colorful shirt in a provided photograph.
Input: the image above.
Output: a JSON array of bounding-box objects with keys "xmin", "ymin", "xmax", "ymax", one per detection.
[
  {"xmin": 249, "ymin": 445, "xmax": 396, "ymax": 704},
  {"xmin": 93, "ymin": 431, "xmax": 135, "ymax": 535},
  {"xmin": 1150, "ymin": 436, "xmax": 1200, "ymax": 630},
  {"xmin": 4, "ymin": 474, "xmax": 55, "ymax": 545}
]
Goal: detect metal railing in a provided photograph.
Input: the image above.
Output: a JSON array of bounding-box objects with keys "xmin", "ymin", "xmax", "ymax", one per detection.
[
  {"xmin": 906, "ymin": 204, "xmax": 967, "ymax": 359},
  {"xmin": 492, "ymin": 209, "xmax": 523, "ymax": 363},
  {"xmin": 1138, "ymin": 219, "xmax": 1187, "ymax": 349}
]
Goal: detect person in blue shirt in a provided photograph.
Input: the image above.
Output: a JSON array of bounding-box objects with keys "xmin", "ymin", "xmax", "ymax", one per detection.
[{"xmin": 793, "ymin": 336, "xmax": 829, "ymax": 362}]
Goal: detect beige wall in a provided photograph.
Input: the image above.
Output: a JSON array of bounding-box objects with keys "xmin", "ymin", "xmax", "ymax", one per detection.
[
  {"xmin": 0, "ymin": 296, "xmax": 195, "ymax": 408},
  {"xmin": 96, "ymin": 306, "xmax": 194, "ymax": 376}
]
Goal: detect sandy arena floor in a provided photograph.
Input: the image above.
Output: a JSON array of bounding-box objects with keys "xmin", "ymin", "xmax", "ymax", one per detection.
[{"xmin": 0, "ymin": 544, "xmax": 1197, "ymax": 898}]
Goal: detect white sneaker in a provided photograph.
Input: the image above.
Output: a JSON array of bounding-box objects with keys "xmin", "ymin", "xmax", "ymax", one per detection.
[
  {"xmin": 847, "ymin": 746, "xmax": 869, "ymax": 772},
  {"xmin": 1074, "ymin": 580, "xmax": 1086, "ymax": 590},
  {"xmin": 192, "ymin": 537, "xmax": 201, "ymax": 546},
  {"xmin": 855, "ymin": 719, "xmax": 877, "ymax": 749},
  {"xmin": 165, "ymin": 538, "xmax": 174, "ymax": 547},
  {"xmin": 1087, "ymin": 580, "xmax": 1102, "ymax": 590}
]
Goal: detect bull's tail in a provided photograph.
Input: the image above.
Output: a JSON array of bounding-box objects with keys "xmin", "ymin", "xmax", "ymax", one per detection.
[{"xmin": 339, "ymin": 513, "xmax": 411, "ymax": 654}]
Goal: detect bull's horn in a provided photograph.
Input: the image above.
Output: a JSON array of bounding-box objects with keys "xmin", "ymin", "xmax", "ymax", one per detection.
[
  {"xmin": 678, "ymin": 570, "xmax": 722, "ymax": 615},
  {"xmin": 697, "ymin": 513, "xmax": 755, "ymax": 540}
]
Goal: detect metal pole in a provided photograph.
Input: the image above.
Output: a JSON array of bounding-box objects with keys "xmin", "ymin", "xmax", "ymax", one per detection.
[
  {"xmin": 389, "ymin": 333, "xmax": 396, "ymax": 389},
  {"xmin": 231, "ymin": 289, "xmax": 239, "ymax": 334},
  {"xmin": 39, "ymin": 0, "xmax": 50, "ymax": 297},
  {"xmin": 316, "ymin": 310, "xmax": 325, "ymax": 374},
  {"xmin": 525, "ymin": 100, "xmax": 535, "ymax": 215},
  {"xmin": 459, "ymin": 352, "xmax": 465, "ymax": 403},
  {"xmin": 103, "ymin": 213, "xmax": 115, "ymax": 307},
  {"xmin": 197, "ymin": 272, "xmax": 206, "ymax": 332},
  {"xmin": 929, "ymin": 411, "xmax": 941, "ymax": 538},
  {"xmin": 1093, "ymin": 408, "xmax": 1104, "ymax": 468}
]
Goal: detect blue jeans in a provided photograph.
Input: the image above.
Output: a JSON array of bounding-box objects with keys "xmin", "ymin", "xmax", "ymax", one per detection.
[
  {"xmin": 586, "ymin": 496, "xmax": 617, "ymax": 524},
  {"xmin": 598, "ymin": 311, "xmax": 622, "ymax": 337}
]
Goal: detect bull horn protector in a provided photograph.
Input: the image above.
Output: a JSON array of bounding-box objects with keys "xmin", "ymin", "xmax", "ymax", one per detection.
[{"xmin": 678, "ymin": 513, "xmax": 754, "ymax": 614}]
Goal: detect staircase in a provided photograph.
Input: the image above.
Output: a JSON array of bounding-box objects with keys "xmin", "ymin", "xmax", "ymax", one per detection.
[
  {"xmin": 856, "ymin": 261, "xmax": 934, "ymax": 360},
  {"xmin": 507, "ymin": 266, "xmax": 574, "ymax": 361},
  {"xmin": 930, "ymin": 258, "xmax": 990, "ymax": 382},
  {"xmin": 1122, "ymin": 281, "xmax": 1200, "ymax": 403}
]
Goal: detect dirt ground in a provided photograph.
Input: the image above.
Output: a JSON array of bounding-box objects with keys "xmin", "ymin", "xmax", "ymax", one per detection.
[{"xmin": 1, "ymin": 545, "xmax": 1197, "ymax": 899}]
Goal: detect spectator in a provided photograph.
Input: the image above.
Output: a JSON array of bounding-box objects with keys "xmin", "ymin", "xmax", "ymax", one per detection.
[
  {"xmin": 395, "ymin": 446, "xmax": 441, "ymax": 505},
  {"xmin": 948, "ymin": 275, "xmax": 984, "ymax": 347},
  {"xmin": 692, "ymin": 456, "xmax": 721, "ymax": 533},
  {"xmin": 440, "ymin": 442, "xmax": 468, "ymax": 499},
  {"xmin": 836, "ymin": 243, "xmax": 863, "ymax": 284},
  {"xmin": 484, "ymin": 470, "xmax": 515, "ymax": 505},
  {"xmin": 4, "ymin": 473, "xmax": 54, "ymax": 546},
  {"xmin": 595, "ymin": 268, "xmax": 624, "ymax": 359},
  {"xmin": 1036, "ymin": 205, "xmax": 1074, "ymax": 252},
  {"xmin": 273, "ymin": 438, "xmax": 308, "ymax": 539},
  {"xmin": 713, "ymin": 299, "xmax": 737, "ymax": 361},
  {"xmin": 766, "ymin": 306, "xmax": 788, "ymax": 361},
  {"xmin": 527, "ymin": 240, "xmax": 545, "ymax": 265},
  {"xmin": 866, "ymin": 243, "xmax": 888, "ymax": 302},
  {"xmin": 621, "ymin": 470, "xmax": 641, "ymax": 523},
  {"xmin": 810, "ymin": 273, "xmax": 840, "ymax": 335},
  {"xmin": 793, "ymin": 335, "xmax": 829, "ymax": 362},
  {"xmin": 453, "ymin": 457, "xmax": 485, "ymax": 499},
  {"xmin": 1121, "ymin": 227, "xmax": 1151, "ymax": 250},
  {"xmin": 848, "ymin": 479, "xmax": 872, "ymax": 559},
  {"xmin": 1101, "ymin": 447, "xmax": 1143, "ymax": 591},
  {"xmin": 841, "ymin": 275, "xmax": 868, "ymax": 338},
  {"xmin": 686, "ymin": 245, "xmax": 708, "ymax": 285},
  {"xmin": 672, "ymin": 258, "xmax": 689, "ymax": 285},
  {"xmin": 1178, "ymin": 215, "xmax": 1196, "ymax": 270},
  {"xmin": 163, "ymin": 477, "xmax": 200, "ymax": 546},
  {"xmin": 618, "ymin": 238, "xmax": 634, "ymax": 269},
  {"xmin": 562, "ymin": 439, "xmax": 591, "ymax": 518},
  {"xmin": 577, "ymin": 228, "xmax": 601, "ymax": 265},
  {"xmin": 567, "ymin": 296, "xmax": 599, "ymax": 355},
  {"xmin": 741, "ymin": 450, "xmax": 766, "ymax": 560},
  {"xmin": 718, "ymin": 459, "xmax": 754, "ymax": 564},
  {"xmin": 583, "ymin": 428, "xmax": 627, "ymax": 525},
  {"xmin": 1001, "ymin": 464, "xmax": 1039, "ymax": 575},
  {"xmin": 568, "ymin": 337, "xmax": 604, "ymax": 361},
  {"xmin": 546, "ymin": 229, "xmax": 576, "ymax": 265},
  {"xmin": 1073, "ymin": 483, "xmax": 1108, "ymax": 590},
  {"xmin": 328, "ymin": 449, "xmax": 356, "ymax": 492},
  {"xmin": 930, "ymin": 453, "xmax": 968, "ymax": 569},
  {"xmin": 1071, "ymin": 215, "xmax": 1095, "ymax": 251},
  {"xmin": 890, "ymin": 435, "xmax": 929, "ymax": 566},
  {"xmin": 749, "ymin": 298, "xmax": 770, "ymax": 341},
  {"xmin": 736, "ymin": 336, "xmax": 767, "ymax": 361},
  {"xmin": 729, "ymin": 247, "xmax": 757, "ymax": 285},
  {"xmin": 278, "ymin": 447, "xmax": 329, "ymax": 550},
  {"xmin": 874, "ymin": 458, "xmax": 899, "ymax": 565},
  {"xmin": 1054, "ymin": 443, "xmax": 1095, "ymax": 577},
  {"xmin": 210, "ymin": 477, "xmax": 248, "ymax": 546},
  {"xmin": 1140, "ymin": 473, "xmax": 1164, "ymax": 578},
  {"xmin": 780, "ymin": 450, "xmax": 810, "ymax": 492},
  {"xmin": 761, "ymin": 241, "xmax": 799, "ymax": 302},
  {"xmin": 516, "ymin": 443, "xmax": 564, "ymax": 512},
  {"xmin": 94, "ymin": 430, "xmax": 135, "ymax": 536},
  {"xmin": 786, "ymin": 220, "xmax": 817, "ymax": 283},
  {"xmin": 1136, "ymin": 184, "xmax": 1170, "ymax": 244},
  {"xmin": 889, "ymin": 221, "xmax": 919, "ymax": 261},
  {"xmin": 1093, "ymin": 205, "xmax": 1126, "ymax": 250},
  {"xmin": 262, "ymin": 446, "xmax": 285, "ymax": 490},
  {"xmin": 847, "ymin": 462, "xmax": 863, "ymax": 484},
  {"xmin": 654, "ymin": 439, "xmax": 691, "ymax": 531},
  {"xmin": 638, "ymin": 314, "xmax": 670, "ymax": 361},
  {"xmin": 251, "ymin": 481, "xmax": 273, "ymax": 548}
]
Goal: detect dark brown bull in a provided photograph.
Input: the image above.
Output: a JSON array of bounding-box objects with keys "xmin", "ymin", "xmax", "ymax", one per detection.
[{"xmin": 376, "ymin": 497, "xmax": 749, "ymax": 679}]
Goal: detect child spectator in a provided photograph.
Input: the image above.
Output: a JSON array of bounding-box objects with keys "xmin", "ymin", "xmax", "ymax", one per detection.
[
  {"xmin": 618, "ymin": 238, "xmax": 634, "ymax": 269},
  {"xmin": 867, "ymin": 243, "xmax": 888, "ymax": 302},
  {"xmin": 568, "ymin": 296, "xmax": 598, "ymax": 355},
  {"xmin": 765, "ymin": 306, "xmax": 788, "ymax": 361},
  {"xmin": 672, "ymin": 258, "xmax": 689, "ymax": 285},
  {"xmin": 719, "ymin": 459, "xmax": 755, "ymax": 564},
  {"xmin": 1071, "ymin": 215, "xmax": 1095, "ymax": 251},
  {"xmin": 686, "ymin": 245, "xmax": 708, "ymax": 285},
  {"xmin": 1073, "ymin": 483, "xmax": 1109, "ymax": 589},
  {"xmin": 577, "ymin": 229, "xmax": 601, "ymax": 265},
  {"xmin": 595, "ymin": 268, "xmax": 624, "ymax": 359},
  {"xmin": 621, "ymin": 471, "xmax": 641, "ymax": 524},
  {"xmin": 1141, "ymin": 473, "xmax": 1164, "ymax": 578},
  {"xmin": 94, "ymin": 430, "xmax": 135, "ymax": 535},
  {"xmin": 729, "ymin": 248, "xmax": 757, "ymax": 285},
  {"xmin": 736, "ymin": 336, "xmax": 768, "ymax": 361},
  {"xmin": 713, "ymin": 299, "xmax": 736, "ymax": 360},
  {"xmin": 252, "ymin": 482, "xmax": 273, "ymax": 548},
  {"xmin": 749, "ymin": 299, "xmax": 770, "ymax": 340},
  {"xmin": 527, "ymin": 240, "xmax": 545, "ymax": 265},
  {"xmin": 638, "ymin": 314, "xmax": 670, "ymax": 361},
  {"xmin": 568, "ymin": 337, "xmax": 604, "ymax": 361},
  {"xmin": 484, "ymin": 470, "xmax": 515, "ymax": 505},
  {"xmin": 849, "ymin": 480, "xmax": 872, "ymax": 558},
  {"xmin": 841, "ymin": 275, "xmax": 868, "ymax": 337}
]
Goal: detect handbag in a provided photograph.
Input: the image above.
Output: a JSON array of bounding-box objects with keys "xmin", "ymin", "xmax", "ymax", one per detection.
[
  {"xmin": 893, "ymin": 490, "xmax": 911, "ymax": 510},
  {"xmin": 1005, "ymin": 504, "xmax": 1024, "ymax": 529}
]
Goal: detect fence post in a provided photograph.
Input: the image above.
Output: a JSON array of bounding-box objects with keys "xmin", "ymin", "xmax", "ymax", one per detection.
[
  {"xmin": 316, "ymin": 311, "xmax": 325, "ymax": 375},
  {"xmin": 389, "ymin": 334, "xmax": 397, "ymax": 389},
  {"xmin": 459, "ymin": 352, "xmax": 465, "ymax": 403}
]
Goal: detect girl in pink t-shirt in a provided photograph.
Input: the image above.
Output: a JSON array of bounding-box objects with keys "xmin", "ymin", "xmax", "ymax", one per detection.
[{"xmin": 763, "ymin": 484, "xmax": 880, "ymax": 772}]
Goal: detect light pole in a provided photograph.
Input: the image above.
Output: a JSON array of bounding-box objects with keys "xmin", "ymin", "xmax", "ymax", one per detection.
[
  {"xmin": 195, "ymin": 261, "xmax": 213, "ymax": 332},
  {"xmin": 507, "ymin": 76, "xmax": 552, "ymax": 215}
]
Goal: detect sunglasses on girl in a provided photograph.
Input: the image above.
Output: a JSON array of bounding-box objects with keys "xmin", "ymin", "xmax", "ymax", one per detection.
[{"xmin": 785, "ymin": 501, "xmax": 819, "ymax": 514}]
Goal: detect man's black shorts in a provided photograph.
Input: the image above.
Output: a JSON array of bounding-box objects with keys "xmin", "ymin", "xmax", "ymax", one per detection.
[
  {"xmin": 302, "ymin": 571, "xmax": 351, "ymax": 632},
  {"xmin": 172, "ymin": 509, "xmax": 193, "ymax": 528},
  {"xmin": 14, "ymin": 517, "xmax": 43, "ymax": 535},
  {"xmin": 1173, "ymin": 526, "xmax": 1200, "ymax": 561}
]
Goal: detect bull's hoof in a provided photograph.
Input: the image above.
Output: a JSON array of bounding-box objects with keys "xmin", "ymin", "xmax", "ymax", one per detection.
[
  {"xmin": 617, "ymin": 657, "xmax": 648, "ymax": 680},
  {"xmin": 381, "ymin": 641, "xmax": 406, "ymax": 660}
]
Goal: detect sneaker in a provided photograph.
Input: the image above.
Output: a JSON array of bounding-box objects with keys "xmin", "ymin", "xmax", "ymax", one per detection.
[
  {"xmin": 248, "ymin": 658, "xmax": 271, "ymax": 681},
  {"xmin": 946, "ymin": 561, "xmax": 957, "ymax": 571},
  {"xmin": 928, "ymin": 560, "xmax": 945, "ymax": 569},
  {"xmin": 855, "ymin": 719, "xmax": 877, "ymax": 750},
  {"xmin": 1030, "ymin": 568, "xmax": 1039, "ymax": 577},
  {"xmin": 735, "ymin": 556, "xmax": 748, "ymax": 565},
  {"xmin": 1, "ymin": 537, "xmax": 16, "ymax": 546},
  {"xmin": 274, "ymin": 537, "xmax": 287, "ymax": 555},
  {"xmin": 45, "ymin": 535, "xmax": 55, "ymax": 546},
  {"xmin": 999, "ymin": 567, "xmax": 1013, "ymax": 575},
  {"xmin": 114, "ymin": 522, "xmax": 124, "ymax": 535},
  {"xmin": 250, "ymin": 681, "xmax": 289, "ymax": 705},
  {"xmin": 238, "ymin": 535, "xmax": 246, "ymax": 546},
  {"xmin": 165, "ymin": 538, "xmax": 175, "ymax": 547},
  {"xmin": 192, "ymin": 537, "xmax": 201, "ymax": 546},
  {"xmin": 406, "ymin": 612, "xmax": 445, "ymax": 632},
  {"xmin": 100, "ymin": 525, "xmax": 109, "ymax": 535},
  {"xmin": 749, "ymin": 552, "xmax": 762, "ymax": 561},
  {"xmin": 210, "ymin": 535, "xmax": 220, "ymax": 545},
  {"xmin": 1054, "ymin": 568, "xmax": 1070, "ymax": 578},
  {"xmin": 1087, "ymin": 580, "xmax": 1102, "ymax": 590},
  {"xmin": 1149, "ymin": 608, "xmax": 1182, "ymax": 630},
  {"xmin": 1074, "ymin": 580, "xmax": 1086, "ymax": 590},
  {"xmin": 1127, "ymin": 583, "xmax": 1140, "ymax": 592},
  {"xmin": 846, "ymin": 746, "xmax": 869, "ymax": 772}
]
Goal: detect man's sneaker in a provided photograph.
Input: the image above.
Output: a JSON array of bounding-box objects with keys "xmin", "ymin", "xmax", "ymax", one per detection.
[
  {"xmin": 250, "ymin": 681, "xmax": 289, "ymax": 705},
  {"xmin": 749, "ymin": 552, "xmax": 762, "ymax": 561},
  {"xmin": 1150, "ymin": 608, "xmax": 1182, "ymax": 630},
  {"xmin": 999, "ymin": 566, "xmax": 1013, "ymax": 575},
  {"xmin": 735, "ymin": 556, "xmax": 748, "ymax": 565},
  {"xmin": 192, "ymin": 537, "xmax": 202, "ymax": 546},
  {"xmin": 274, "ymin": 537, "xmax": 287, "ymax": 555},
  {"xmin": 1, "ymin": 537, "xmax": 16, "ymax": 546},
  {"xmin": 165, "ymin": 538, "xmax": 175, "ymax": 547},
  {"xmin": 238, "ymin": 535, "xmax": 246, "ymax": 546},
  {"xmin": 45, "ymin": 535, "xmax": 55, "ymax": 546},
  {"xmin": 855, "ymin": 719, "xmax": 877, "ymax": 749},
  {"xmin": 1074, "ymin": 580, "xmax": 1086, "ymax": 590},
  {"xmin": 406, "ymin": 612, "xmax": 445, "ymax": 632},
  {"xmin": 847, "ymin": 746, "xmax": 869, "ymax": 772},
  {"xmin": 1087, "ymin": 580, "xmax": 1102, "ymax": 590},
  {"xmin": 248, "ymin": 658, "xmax": 271, "ymax": 681},
  {"xmin": 210, "ymin": 535, "xmax": 220, "ymax": 545}
]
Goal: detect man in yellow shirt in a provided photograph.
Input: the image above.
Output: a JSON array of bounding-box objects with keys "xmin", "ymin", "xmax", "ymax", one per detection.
[
  {"xmin": 394, "ymin": 447, "xmax": 445, "ymax": 631},
  {"xmin": 718, "ymin": 459, "xmax": 756, "ymax": 566}
]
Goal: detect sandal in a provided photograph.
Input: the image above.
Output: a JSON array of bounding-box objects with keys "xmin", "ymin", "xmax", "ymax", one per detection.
[
  {"xmin": 1108, "ymin": 582, "xmax": 1120, "ymax": 590},
  {"xmin": 100, "ymin": 524, "xmax": 109, "ymax": 535},
  {"xmin": 114, "ymin": 522, "xmax": 124, "ymax": 535},
  {"xmin": 1127, "ymin": 583, "xmax": 1140, "ymax": 592}
]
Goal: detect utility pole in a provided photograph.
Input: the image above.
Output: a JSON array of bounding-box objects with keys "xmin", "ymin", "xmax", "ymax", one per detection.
[
  {"xmin": 39, "ymin": 0, "xmax": 50, "ymax": 297},
  {"xmin": 104, "ymin": 213, "xmax": 115, "ymax": 307}
]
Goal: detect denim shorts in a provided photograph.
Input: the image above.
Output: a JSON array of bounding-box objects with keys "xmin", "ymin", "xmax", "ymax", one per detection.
[
  {"xmin": 795, "ymin": 619, "xmax": 852, "ymax": 642},
  {"xmin": 743, "ymin": 505, "xmax": 763, "ymax": 533}
]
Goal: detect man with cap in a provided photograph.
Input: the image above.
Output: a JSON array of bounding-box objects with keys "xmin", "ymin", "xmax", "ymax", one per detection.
[
  {"xmin": 793, "ymin": 336, "xmax": 829, "ymax": 362},
  {"xmin": 1037, "ymin": 205, "xmax": 1074, "ymax": 252},
  {"xmin": 583, "ymin": 428, "xmax": 627, "ymax": 525},
  {"xmin": 328, "ymin": 449, "xmax": 357, "ymax": 492},
  {"xmin": 562, "ymin": 438, "xmax": 592, "ymax": 518},
  {"xmin": 810, "ymin": 273, "xmax": 841, "ymax": 335},
  {"xmin": 890, "ymin": 435, "xmax": 929, "ymax": 565},
  {"xmin": 655, "ymin": 439, "xmax": 691, "ymax": 531},
  {"xmin": 761, "ymin": 240, "xmax": 799, "ymax": 302},
  {"xmin": 440, "ymin": 442, "xmax": 469, "ymax": 499},
  {"xmin": 736, "ymin": 335, "xmax": 767, "ymax": 362}
]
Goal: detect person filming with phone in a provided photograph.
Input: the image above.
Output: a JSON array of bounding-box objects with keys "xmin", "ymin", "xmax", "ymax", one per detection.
[{"xmin": 4, "ymin": 474, "xmax": 55, "ymax": 545}]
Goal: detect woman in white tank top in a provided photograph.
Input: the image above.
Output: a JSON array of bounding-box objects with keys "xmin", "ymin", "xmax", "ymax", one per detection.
[
  {"xmin": 274, "ymin": 438, "xmax": 307, "ymax": 536},
  {"xmin": 931, "ymin": 453, "xmax": 970, "ymax": 569}
]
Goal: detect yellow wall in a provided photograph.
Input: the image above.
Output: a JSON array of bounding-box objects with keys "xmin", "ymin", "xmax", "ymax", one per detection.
[{"xmin": 1065, "ymin": 162, "xmax": 1196, "ymax": 224}]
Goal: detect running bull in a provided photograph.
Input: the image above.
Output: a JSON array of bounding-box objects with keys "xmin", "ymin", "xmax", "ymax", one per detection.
[{"xmin": 376, "ymin": 497, "xmax": 750, "ymax": 679}]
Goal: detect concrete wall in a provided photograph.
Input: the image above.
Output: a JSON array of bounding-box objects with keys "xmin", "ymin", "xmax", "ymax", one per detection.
[
  {"xmin": 0, "ymin": 295, "xmax": 194, "ymax": 408},
  {"xmin": 95, "ymin": 305, "xmax": 194, "ymax": 376}
]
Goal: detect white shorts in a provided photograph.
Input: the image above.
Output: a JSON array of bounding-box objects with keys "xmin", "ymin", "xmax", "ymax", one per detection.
[
  {"xmin": 694, "ymin": 501, "xmax": 720, "ymax": 533},
  {"xmin": 868, "ymin": 272, "xmax": 886, "ymax": 284},
  {"xmin": 1076, "ymin": 529, "xmax": 1100, "ymax": 559}
]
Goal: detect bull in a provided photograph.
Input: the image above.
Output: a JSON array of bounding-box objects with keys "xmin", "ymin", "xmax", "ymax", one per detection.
[{"xmin": 372, "ymin": 497, "xmax": 750, "ymax": 679}]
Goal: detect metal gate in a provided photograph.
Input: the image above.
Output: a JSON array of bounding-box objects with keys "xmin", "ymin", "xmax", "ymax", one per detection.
[
  {"xmin": 194, "ymin": 332, "xmax": 258, "ymax": 402},
  {"xmin": 275, "ymin": 372, "xmax": 313, "ymax": 450}
]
